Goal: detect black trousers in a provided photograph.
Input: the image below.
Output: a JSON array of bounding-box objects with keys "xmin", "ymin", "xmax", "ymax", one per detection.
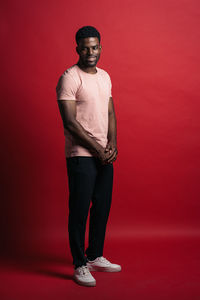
[{"xmin": 66, "ymin": 156, "xmax": 113, "ymax": 269}]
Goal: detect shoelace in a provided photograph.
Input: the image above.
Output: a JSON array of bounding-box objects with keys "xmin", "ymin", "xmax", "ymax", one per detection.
[
  {"xmin": 78, "ymin": 265, "xmax": 90, "ymax": 275},
  {"xmin": 98, "ymin": 256, "xmax": 111, "ymax": 265}
]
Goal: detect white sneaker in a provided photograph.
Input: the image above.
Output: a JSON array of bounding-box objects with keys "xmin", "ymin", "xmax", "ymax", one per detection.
[
  {"xmin": 73, "ymin": 265, "xmax": 96, "ymax": 287},
  {"xmin": 87, "ymin": 256, "xmax": 122, "ymax": 272}
]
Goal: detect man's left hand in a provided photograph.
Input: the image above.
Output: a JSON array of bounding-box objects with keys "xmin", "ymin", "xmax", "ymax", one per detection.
[{"xmin": 104, "ymin": 141, "xmax": 118, "ymax": 164}]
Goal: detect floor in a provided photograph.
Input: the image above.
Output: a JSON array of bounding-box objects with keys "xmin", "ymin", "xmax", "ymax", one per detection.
[{"xmin": 1, "ymin": 235, "xmax": 200, "ymax": 300}]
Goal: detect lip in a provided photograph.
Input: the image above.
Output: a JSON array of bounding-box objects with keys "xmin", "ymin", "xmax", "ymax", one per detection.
[{"xmin": 86, "ymin": 57, "xmax": 96, "ymax": 61}]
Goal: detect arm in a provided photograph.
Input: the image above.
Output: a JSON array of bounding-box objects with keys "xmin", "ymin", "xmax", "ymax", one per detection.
[
  {"xmin": 57, "ymin": 100, "xmax": 112, "ymax": 163},
  {"xmin": 105, "ymin": 97, "xmax": 118, "ymax": 163}
]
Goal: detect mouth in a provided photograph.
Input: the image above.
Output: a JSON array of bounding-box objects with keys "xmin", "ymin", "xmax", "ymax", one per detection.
[{"xmin": 86, "ymin": 57, "xmax": 96, "ymax": 61}]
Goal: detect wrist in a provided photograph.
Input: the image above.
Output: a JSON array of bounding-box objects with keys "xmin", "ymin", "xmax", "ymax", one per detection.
[
  {"xmin": 94, "ymin": 144, "xmax": 104, "ymax": 156},
  {"xmin": 108, "ymin": 138, "xmax": 117, "ymax": 147}
]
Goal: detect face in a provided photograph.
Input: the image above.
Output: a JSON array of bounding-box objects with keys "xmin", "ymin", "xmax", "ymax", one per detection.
[{"xmin": 76, "ymin": 37, "xmax": 101, "ymax": 67}]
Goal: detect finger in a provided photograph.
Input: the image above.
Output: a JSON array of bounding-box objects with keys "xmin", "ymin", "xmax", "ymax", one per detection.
[
  {"xmin": 107, "ymin": 150, "xmax": 117, "ymax": 163},
  {"xmin": 105, "ymin": 145, "xmax": 112, "ymax": 152},
  {"xmin": 107, "ymin": 155, "xmax": 116, "ymax": 164},
  {"xmin": 106, "ymin": 149, "xmax": 115, "ymax": 160}
]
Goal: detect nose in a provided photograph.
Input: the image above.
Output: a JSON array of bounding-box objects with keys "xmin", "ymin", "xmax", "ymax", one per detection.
[{"xmin": 88, "ymin": 48, "xmax": 94, "ymax": 56}]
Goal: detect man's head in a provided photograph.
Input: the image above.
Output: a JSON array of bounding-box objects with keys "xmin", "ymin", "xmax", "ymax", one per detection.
[
  {"xmin": 75, "ymin": 26, "xmax": 102, "ymax": 68},
  {"xmin": 76, "ymin": 26, "xmax": 101, "ymax": 45}
]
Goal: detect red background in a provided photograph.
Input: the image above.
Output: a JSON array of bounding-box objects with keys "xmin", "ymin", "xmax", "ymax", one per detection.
[{"xmin": 1, "ymin": 0, "xmax": 200, "ymax": 298}]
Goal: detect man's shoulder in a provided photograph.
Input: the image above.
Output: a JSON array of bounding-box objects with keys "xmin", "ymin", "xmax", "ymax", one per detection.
[
  {"xmin": 59, "ymin": 65, "xmax": 81, "ymax": 87},
  {"xmin": 56, "ymin": 65, "xmax": 80, "ymax": 93},
  {"xmin": 97, "ymin": 67, "xmax": 111, "ymax": 80},
  {"xmin": 62, "ymin": 64, "xmax": 78, "ymax": 78}
]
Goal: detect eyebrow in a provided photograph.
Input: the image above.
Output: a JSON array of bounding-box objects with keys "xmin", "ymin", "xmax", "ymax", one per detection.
[{"xmin": 81, "ymin": 44, "xmax": 99, "ymax": 48}]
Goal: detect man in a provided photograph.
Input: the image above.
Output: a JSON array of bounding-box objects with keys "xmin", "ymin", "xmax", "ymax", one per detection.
[{"xmin": 56, "ymin": 26, "xmax": 121, "ymax": 287}]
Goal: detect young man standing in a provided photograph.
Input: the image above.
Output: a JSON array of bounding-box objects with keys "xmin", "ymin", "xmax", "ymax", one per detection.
[{"xmin": 56, "ymin": 26, "xmax": 121, "ymax": 287}]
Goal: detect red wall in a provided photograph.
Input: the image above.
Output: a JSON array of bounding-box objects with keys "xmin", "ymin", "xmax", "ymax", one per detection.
[{"xmin": 1, "ymin": 0, "xmax": 200, "ymax": 256}]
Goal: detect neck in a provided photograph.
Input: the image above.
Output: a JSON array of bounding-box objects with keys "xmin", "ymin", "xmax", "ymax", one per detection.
[{"xmin": 77, "ymin": 61, "xmax": 97, "ymax": 74}]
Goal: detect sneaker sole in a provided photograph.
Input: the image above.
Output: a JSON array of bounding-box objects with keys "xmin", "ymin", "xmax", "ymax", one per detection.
[
  {"xmin": 87, "ymin": 265, "xmax": 122, "ymax": 272},
  {"xmin": 73, "ymin": 275, "xmax": 96, "ymax": 287}
]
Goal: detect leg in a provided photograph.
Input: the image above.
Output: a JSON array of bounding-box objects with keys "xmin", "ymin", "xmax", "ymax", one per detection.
[
  {"xmin": 66, "ymin": 157, "xmax": 97, "ymax": 269},
  {"xmin": 85, "ymin": 161, "xmax": 113, "ymax": 260}
]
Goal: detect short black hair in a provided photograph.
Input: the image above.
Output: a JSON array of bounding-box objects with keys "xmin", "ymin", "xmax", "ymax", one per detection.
[{"xmin": 75, "ymin": 26, "xmax": 101, "ymax": 45}]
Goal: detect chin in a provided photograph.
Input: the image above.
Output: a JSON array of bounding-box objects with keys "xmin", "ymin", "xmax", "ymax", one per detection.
[{"xmin": 85, "ymin": 62, "xmax": 97, "ymax": 67}]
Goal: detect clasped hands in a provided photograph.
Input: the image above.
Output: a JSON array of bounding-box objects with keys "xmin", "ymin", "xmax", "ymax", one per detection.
[{"xmin": 99, "ymin": 141, "xmax": 118, "ymax": 165}]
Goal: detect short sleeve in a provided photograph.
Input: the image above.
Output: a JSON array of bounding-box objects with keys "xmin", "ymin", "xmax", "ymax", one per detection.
[{"xmin": 56, "ymin": 72, "xmax": 78, "ymax": 101}]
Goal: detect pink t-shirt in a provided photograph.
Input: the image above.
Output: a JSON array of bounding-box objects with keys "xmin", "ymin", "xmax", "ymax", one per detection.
[{"xmin": 56, "ymin": 64, "xmax": 112, "ymax": 157}]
